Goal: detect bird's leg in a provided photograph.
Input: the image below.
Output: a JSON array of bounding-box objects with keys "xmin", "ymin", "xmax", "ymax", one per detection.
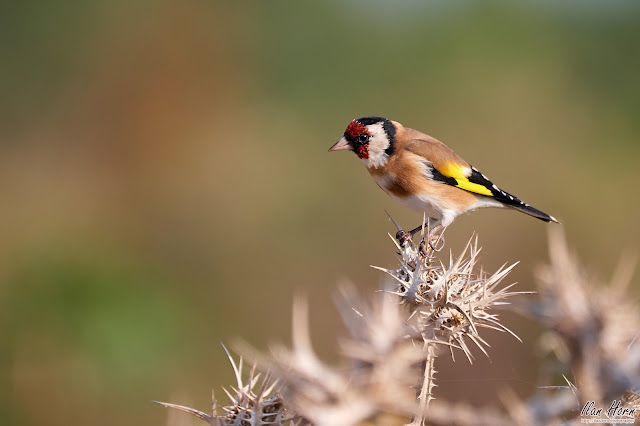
[
  {"xmin": 407, "ymin": 223, "xmax": 426, "ymax": 237},
  {"xmin": 407, "ymin": 218, "xmax": 437, "ymax": 238},
  {"xmin": 406, "ymin": 219, "xmax": 445, "ymax": 251},
  {"xmin": 396, "ymin": 217, "xmax": 431, "ymax": 246}
]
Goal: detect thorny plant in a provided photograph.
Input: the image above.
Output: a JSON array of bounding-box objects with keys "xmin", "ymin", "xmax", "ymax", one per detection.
[
  {"xmin": 155, "ymin": 343, "xmax": 299, "ymax": 426},
  {"xmin": 157, "ymin": 222, "xmax": 640, "ymax": 426},
  {"xmin": 371, "ymin": 219, "xmax": 529, "ymax": 425}
]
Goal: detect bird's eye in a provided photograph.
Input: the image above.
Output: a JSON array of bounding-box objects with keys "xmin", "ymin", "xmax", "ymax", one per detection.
[{"xmin": 357, "ymin": 134, "xmax": 369, "ymax": 143}]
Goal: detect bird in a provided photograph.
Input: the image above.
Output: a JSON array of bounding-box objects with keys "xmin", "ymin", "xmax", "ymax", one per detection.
[{"xmin": 329, "ymin": 116, "xmax": 558, "ymax": 241}]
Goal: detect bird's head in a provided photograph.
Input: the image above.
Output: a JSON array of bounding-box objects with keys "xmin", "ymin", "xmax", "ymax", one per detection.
[{"xmin": 329, "ymin": 116, "xmax": 397, "ymax": 168}]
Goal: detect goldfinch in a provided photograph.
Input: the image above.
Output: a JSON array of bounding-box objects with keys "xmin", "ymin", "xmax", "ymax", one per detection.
[{"xmin": 329, "ymin": 116, "xmax": 558, "ymax": 234}]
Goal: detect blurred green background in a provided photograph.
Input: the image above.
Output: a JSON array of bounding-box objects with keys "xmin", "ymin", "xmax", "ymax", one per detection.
[{"xmin": 1, "ymin": 1, "xmax": 639, "ymax": 425}]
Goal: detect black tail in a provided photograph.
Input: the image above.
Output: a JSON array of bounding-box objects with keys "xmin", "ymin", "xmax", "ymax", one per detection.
[
  {"xmin": 508, "ymin": 203, "xmax": 558, "ymax": 223},
  {"xmin": 466, "ymin": 166, "xmax": 559, "ymax": 223}
]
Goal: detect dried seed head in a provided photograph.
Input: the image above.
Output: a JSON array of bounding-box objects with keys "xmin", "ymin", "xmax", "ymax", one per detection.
[
  {"xmin": 155, "ymin": 344, "xmax": 294, "ymax": 426},
  {"xmin": 375, "ymin": 232, "xmax": 525, "ymax": 363}
]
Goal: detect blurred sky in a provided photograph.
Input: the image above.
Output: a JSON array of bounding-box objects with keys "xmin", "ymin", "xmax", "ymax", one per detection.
[{"xmin": 1, "ymin": 1, "xmax": 639, "ymax": 425}]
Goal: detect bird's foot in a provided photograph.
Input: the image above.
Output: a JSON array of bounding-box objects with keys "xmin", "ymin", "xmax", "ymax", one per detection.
[
  {"xmin": 393, "ymin": 216, "xmax": 446, "ymax": 251},
  {"xmin": 395, "ymin": 230, "xmax": 413, "ymax": 247}
]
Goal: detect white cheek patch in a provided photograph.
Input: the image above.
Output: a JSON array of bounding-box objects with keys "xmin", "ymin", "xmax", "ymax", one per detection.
[{"xmin": 362, "ymin": 123, "xmax": 390, "ymax": 168}]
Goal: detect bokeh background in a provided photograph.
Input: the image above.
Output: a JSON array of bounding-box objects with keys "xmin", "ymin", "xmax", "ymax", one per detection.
[{"xmin": 2, "ymin": 1, "xmax": 639, "ymax": 425}]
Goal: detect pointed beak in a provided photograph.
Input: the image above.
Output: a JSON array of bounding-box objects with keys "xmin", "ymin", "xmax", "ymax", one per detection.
[{"xmin": 328, "ymin": 137, "xmax": 351, "ymax": 152}]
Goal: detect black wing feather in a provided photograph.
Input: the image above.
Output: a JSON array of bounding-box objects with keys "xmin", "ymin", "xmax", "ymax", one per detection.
[
  {"xmin": 468, "ymin": 167, "xmax": 558, "ymax": 223},
  {"xmin": 429, "ymin": 163, "xmax": 557, "ymax": 223}
]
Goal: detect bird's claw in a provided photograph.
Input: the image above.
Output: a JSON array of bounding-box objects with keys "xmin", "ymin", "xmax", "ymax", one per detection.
[{"xmin": 395, "ymin": 230, "xmax": 413, "ymax": 247}]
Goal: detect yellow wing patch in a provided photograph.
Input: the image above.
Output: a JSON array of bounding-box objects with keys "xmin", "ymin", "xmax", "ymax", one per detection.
[
  {"xmin": 438, "ymin": 162, "xmax": 493, "ymax": 196},
  {"xmin": 439, "ymin": 162, "xmax": 468, "ymax": 179},
  {"xmin": 454, "ymin": 179, "xmax": 493, "ymax": 196}
]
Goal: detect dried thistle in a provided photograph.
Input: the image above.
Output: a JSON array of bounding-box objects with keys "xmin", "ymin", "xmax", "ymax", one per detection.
[
  {"xmin": 265, "ymin": 294, "xmax": 421, "ymax": 426},
  {"xmin": 525, "ymin": 228, "xmax": 640, "ymax": 421},
  {"xmin": 371, "ymin": 222, "xmax": 527, "ymax": 424},
  {"xmin": 155, "ymin": 344, "xmax": 297, "ymax": 425},
  {"xmin": 376, "ymin": 229, "xmax": 525, "ymax": 360}
]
